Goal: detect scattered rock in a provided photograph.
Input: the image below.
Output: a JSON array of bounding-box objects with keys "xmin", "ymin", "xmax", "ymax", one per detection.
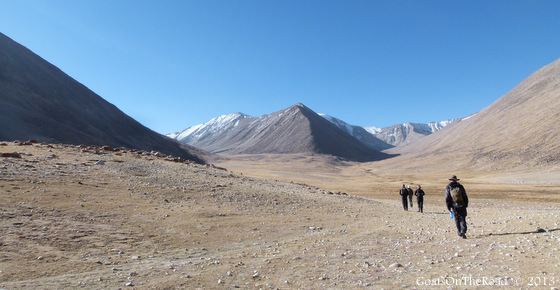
[
  {"xmin": 211, "ymin": 164, "xmax": 228, "ymax": 171},
  {"xmin": 2, "ymin": 140, "xmax": 559, "ymax": 289},
  {"xmin": 18, "ymin": 140, "xmax": 35, "ymax": 146},
  {"xmin": 1, "ymin": 152, "xmax": 22, "ymax": 158},
  {"xmin": 101, "ymin": 146, "xmax": 115, "ymax": 152}
]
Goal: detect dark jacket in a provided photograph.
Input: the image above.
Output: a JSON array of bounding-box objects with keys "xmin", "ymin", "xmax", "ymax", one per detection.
[
  {"xmin": 400, "ymin": 187, "xmax": 408, "ymax": 196},
  {"xmin": 415, "ymin": 189, "xmax": 425, "ymax": 199},
  {"xmin": 445, "ymin": 181, "xmax": 468, "ymax": 211},
  {"xmin": 407, "ymin": 187, "xmax": 414, "ymax": 197}
]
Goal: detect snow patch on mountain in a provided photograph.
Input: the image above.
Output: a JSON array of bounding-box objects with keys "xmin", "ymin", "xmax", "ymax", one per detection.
[
  {"xmin": 363, "ymin": 126, "xmax": 382, "ymax": 135},
  {"xmin": 319, "ymin": 114, "xmax": 354, "ymax": 135}
]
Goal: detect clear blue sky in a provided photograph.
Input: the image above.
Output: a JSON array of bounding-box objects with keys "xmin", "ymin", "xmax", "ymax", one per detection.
[{"xmin": 2, "ymin": 0, "xmax": 559, "ymax": 134}]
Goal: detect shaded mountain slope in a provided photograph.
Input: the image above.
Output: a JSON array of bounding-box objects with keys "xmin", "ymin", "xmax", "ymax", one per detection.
[
  {"xmin": 0, "ymin": 33, "xmax": 205, "ymax": 163},
  {"xmin": 388, "ymin": 57, "xmax": 560, "ymax": 170},
  {"xmin": 319, "ymin": 114, "xmax": 393, "ymax": 151}
]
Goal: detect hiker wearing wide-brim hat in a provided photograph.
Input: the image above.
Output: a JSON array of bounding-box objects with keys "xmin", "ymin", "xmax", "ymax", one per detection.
[{"xmin": 445, "ymin": 175, "xmax": 469, "ymax": 239}]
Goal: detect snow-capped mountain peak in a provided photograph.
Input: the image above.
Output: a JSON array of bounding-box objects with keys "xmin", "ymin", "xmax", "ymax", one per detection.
[
  {"xmin": 317, "ymin": 114, "xmax": 460, "ymax": 148},
  {"xmin": 168, "ymin": 113, "xmax": 251, "ymax": 143},
  {"xmin": 168, "ymin": 104, "xmax": 462, "ymax": 153}
]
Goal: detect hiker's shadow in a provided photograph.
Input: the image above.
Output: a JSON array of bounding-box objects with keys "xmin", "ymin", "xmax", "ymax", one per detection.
[{"xmin": 481, "ymin": 228, "xmax": 560, "ymax": 237}]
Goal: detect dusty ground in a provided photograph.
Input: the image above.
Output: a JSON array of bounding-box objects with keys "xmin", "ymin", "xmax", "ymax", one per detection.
[{"xmin": 1, "ymin": 143, "xmax": 560, "ymax": 289}]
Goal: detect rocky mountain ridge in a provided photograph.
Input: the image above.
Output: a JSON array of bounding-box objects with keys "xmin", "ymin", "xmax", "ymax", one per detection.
[
  {"xmin": 171, "ymin": 103, "xmax": 390, "ymax": 161},
  {"xmin": 170, "ymin": 105, "xmax": 459, "ymax": 153},
  {"xmin": 319, "ymin": 114, "xmax": 460, "ymax": 149}
]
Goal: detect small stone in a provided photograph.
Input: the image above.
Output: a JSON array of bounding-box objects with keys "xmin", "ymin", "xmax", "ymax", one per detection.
[
  {"xmin": 1, "ymin": 152, "xmax": 22, "ymax": 158},
  {"xmin": 101, "ymin": 146, "xmax": 114, "ymax": 151}
]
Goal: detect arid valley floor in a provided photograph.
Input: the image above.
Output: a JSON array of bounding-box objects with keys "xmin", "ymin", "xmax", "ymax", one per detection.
[{"xmin": 1, "ymin": 142, "xmax": 560, "ymax": 289}]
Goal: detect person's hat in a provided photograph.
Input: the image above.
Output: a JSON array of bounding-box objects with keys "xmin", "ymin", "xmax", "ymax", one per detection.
[{"xmin": 449, "ymin": 175, "xmax": 460, "ymax": 181}]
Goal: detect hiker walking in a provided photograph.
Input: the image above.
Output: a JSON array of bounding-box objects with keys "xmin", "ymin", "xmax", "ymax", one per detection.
[
  {"xmin": 445, "ymin": 175, "xmax": 469, "ymax": 239},
  {"xmin": 399, "ymin": 184, "xmax": 408, "ymax": 211},
  {"xmin": 407, "ymin": 185, "xmax": 414, "ymax": 208},
  {"xmin": 415, "ymin": 185, "xmax": 425, "ymax": 213}
]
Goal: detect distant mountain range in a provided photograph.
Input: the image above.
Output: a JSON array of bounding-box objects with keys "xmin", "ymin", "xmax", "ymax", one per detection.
[
  {"xmin": 168, "ymin": 103, "xmax": 459, "ymax": 159},
  {"xmin": 0, "ymin": 32, "xmax": 205, "ymax": 163},
  {"xmin": 169, "ymin": 57, "xmax": 560, "ymax": 169},
  {"xmin": 2, "ymin": 31, "xmax": 557, "ymax": 169},
  {"xmin": 318, "ymin": 114, "xmax": 460, "ymax": 150},
  {"xmin": 170, "ymin": 103, "xmax": 391, "ymax": 161}
]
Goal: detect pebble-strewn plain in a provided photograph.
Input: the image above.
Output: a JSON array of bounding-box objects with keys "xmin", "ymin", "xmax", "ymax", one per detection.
[{"xmin": 1, "ymin": 141, "xmax": 559, "ymax": 289}]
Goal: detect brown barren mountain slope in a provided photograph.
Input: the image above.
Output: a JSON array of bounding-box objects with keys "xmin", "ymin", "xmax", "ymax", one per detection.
[
  {"xmin": 2, "ymin": 142, "xmax": 560, "ymax": 289},
  {"xmin": 0, "ymin": 33, "xmax": 205, "ymax": 163},
  {"xmin": 386, "ymin": 57, "xmax": 560, "ymax": 173}
]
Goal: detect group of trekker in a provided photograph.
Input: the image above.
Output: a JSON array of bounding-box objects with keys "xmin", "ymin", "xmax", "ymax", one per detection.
[
  {"xmin": 399, "ymin": 183, "xmax": 425, "ymax": 213},
  {"xmin": 399, "ymin": 175, "xmax": 469, "ymax": 239}
]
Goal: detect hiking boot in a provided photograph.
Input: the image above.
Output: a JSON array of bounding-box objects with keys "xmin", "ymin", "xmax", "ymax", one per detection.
[{"xmin": 461, "ymin": 233, "xmax": 467, "ymax": 239}]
